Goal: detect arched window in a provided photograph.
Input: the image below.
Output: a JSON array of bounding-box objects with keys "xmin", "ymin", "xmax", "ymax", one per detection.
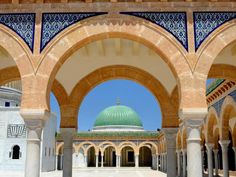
[{"xmin": 12, "ymin": 145, "xmax": 20, "ymax": 159}]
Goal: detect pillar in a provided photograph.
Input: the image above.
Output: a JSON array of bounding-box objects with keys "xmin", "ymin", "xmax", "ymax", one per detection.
[
  {"xmin": 182, "ymin": 149, "xmax": 187, "ymax": 177},
  {"xmin": 205, "ymin": 143, "xmax": 214, "ymax": 177},
  {"xmin": 232, "ymin": 147, "xmax": 236, "ymax": 171},
  {"xmin": 160, "ymin": 154, "xmax": 162, "ymax": 171},
  {"xmin": 101, "ymin": 154, "xmax": 104, "ymax": 167},
  {"xmin": 163, "ymin": 128, "xmax": 178, "ymax": 177},
  {"xmin": 219, "ymin": 140, "xmax": 230, "ymax": 177},
  {"xmin": 135, "ymin": 154, "xmax": 139, "ymax": 168},
  {"xmin": 176, "ymin": 150, "xmax": 181, "ymax": 177},
  {"xmin": 180, "ymin": 110, "xmax": 207, "ymax": 177},
  {"xmin": 84, "ymin": 155, "xmax": 88, "ymax": 167},
  {"xmin": 164, "ymin": 153, "xmax": 167, "ymax": 172},
  {"xmin": 116, "ymin": 154, "xmax": 120, "ymax": 168},
  {"xmin": 21, "ymin": 110, "xmax": 49, "ymax": 177},
  {"xmin": 213, "ymin": 149, "xmax": 219, "ymax": 176},
  {"xmin": 95, "ymin": 154, "xmax": 98, "ymax": 168},
  {"xmin": 156, "ymin": 154, "xmax": 159, "ymax": 171},
  {"xmin": 61, "ymin": 128, "xmax": 75, "ymax": 177},
  {"xmin": 55, "ymin": 154, "xmax": 58, "ymax": 170}
]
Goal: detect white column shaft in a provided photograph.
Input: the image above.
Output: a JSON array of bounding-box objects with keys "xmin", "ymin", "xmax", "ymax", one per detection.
[
  {"xmin": 95, "ymin": 155, "xmax": 98, "ymax": 168},
  {"xmin": 177, "ymin": 151, "xmax": 181, "ymax": 177},
  {"xmin": 135, "ymin": 155, "xmax": 139, "ymax": 168},
  {"xmin": 206, "ymin": 143, "xmax": 214, "ymax": 177},
  {"xmin": 213, "ymin": 149, "xmax": 219, "ymax": 176},
  {"xmin": 61, "ymin": 128, "xmax": 74, "ymax": 177},
  {"xmin": 25, "ymin": 131, "xmax": 42, "ymax": 177},
  {"xmin": 182, "ymin": 150, "xmax": 187, "ymax": 177},
  {"xmin": 187, "ymin": 127, "xmax": 203, "ymax": 177},
  {"xmin": 219, "ymin": 140, "xmax": 230, "ymax": 177},
  {"xmin": 101, "ymin": 155, "xmax": 104, "ymax": 167}
]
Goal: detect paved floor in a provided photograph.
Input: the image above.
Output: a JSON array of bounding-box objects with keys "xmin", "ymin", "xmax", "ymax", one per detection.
[{"xmin": 1, "ymin": 168, "xmax": 167, "ymax": 177}]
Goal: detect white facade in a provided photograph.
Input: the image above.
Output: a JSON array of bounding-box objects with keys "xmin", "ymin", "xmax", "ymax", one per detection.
[{"xmin": 0, "ymin": 86, "xmax": 57, "ymax": 172}]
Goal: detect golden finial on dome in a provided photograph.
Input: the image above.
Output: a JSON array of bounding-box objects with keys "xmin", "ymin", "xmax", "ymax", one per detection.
[{"xmin": 116, "ymin": 97, "xmax": 120, "ymax": 105}]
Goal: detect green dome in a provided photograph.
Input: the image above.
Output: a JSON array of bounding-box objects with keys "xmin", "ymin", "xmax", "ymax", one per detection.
[{"xmin": 94, "ymin": 105, "xmax": 143, "ymax": 127}]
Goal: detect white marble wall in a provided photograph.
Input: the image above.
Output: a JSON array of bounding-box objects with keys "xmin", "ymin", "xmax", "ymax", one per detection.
[
  {"xmin": 73, "ymin": 149, "xmax": 86, "ymax": 168},
  {"xmin": 0, "ymin": 108, "xmax": 26, "ymax": 171},
  {"xmin": 0, "ymin": 107, "xmax": 57, "ymax": 172},
  {"xmin": 41, "ymin": 113, "xmax": 57, "ymax": 172}
]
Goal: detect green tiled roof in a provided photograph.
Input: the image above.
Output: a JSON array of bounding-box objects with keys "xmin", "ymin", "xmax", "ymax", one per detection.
[
  {"xmin": 76, "ymin": 131, "xmax": 159, "ymax": 138},
  {"xmin": 206, "ymin": 79, "xmax": 225, "ymax": 96},
  {"xmin": 93, "ymin": 105, "xmax": 143, "ymax": 127}
]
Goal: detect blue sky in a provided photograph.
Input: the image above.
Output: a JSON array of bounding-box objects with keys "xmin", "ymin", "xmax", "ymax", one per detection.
[{"xmin": 50, "ymin": 79, "xmax": 215, "ymax": 132}]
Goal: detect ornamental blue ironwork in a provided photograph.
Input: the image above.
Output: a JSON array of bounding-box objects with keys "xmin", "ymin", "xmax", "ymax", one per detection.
[
  {"xmin": 40, "ymin": 12, "xmax": 107, "ymax": 52},
  {"xmin": 0, "ymin": 13, "xmax": 35, "ymax": 52},
  {"xmin": 193, "ymin": 12, "xmax": 236, "ymax": 51},
  {"xmin": 120, "ymin": 12, "xmax": 188, "ymax": 51}
]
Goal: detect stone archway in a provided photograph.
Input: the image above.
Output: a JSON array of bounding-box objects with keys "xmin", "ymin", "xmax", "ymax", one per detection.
[
  {"xmin": 32, "ymin": 15, "xmax": 191, "ymax": 113},
  {"xmin": 60, "ymin": 65, "xmax": 178, "ymax": 128}
]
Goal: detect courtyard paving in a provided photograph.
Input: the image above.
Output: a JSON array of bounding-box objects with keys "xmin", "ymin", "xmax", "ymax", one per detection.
[{"xmin": 1, "ymin": 168, "xmax": 167, "ymax": 177}]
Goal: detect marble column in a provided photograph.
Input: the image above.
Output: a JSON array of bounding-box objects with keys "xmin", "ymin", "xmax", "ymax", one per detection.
[
  {"xmin": 181, "ymin": 112, "xmax": 206, "ymax": 177},
  {"xmin": 176, "ymin": 150, "xmax": 181, "ymax": 177},
  {"xmin": 156, "ymin": 154, "xmax": 159, "ymax": 171},
  {"xmin": 21, "ymin": 110, "xmax": 49, "ymax": 177},
  {"xmin": 163, "ymin": 128, "xmax": 178, "ymax": 177},
  {"xmin": 160, "ymin": 154, "xmax": 162, "ymax": 171},
  {"xmin": 116, "ymin": 155, "xmax": 120, "ymax": 168},
  {"xmin": 152, "ymin": 154, "xmax": 155, "ymax": 169},
  {"xmin": 205, "ymin": 143, "xmax": 214, "ymax": 177},
  {"xmin": 213, "ymin": 149, "xmax": 219, "ymax": 176},
  {"xmin": 55, "ymin": 154, "xmax": 58, "ymax": 170},
  {"xmin": 219, "ymin": 140, "xmax": 230, "ymax": 177},
  {"xmin": 61, "ymin": 128, "xmax": 75, "ymax": 177},
  {"xmin": 232, "ymin": 147, "xmax": 236, "ymax": 171},
  {"xmin": 182, "ymin": 149, "xmax": 187, "ymax": 177},
  {"xmin": 95, "ymin": 154, "xmax": 98, "ymax": 168},
  {"xmin": 101, "ymin": 154, "xmax": 104, "ymax": 167},
  {"xmin": 135, "ymin": 154, "xmax": 139, "ymax": 168},
  {"xmin": 84, "ymin": 155, "xmax": 88, "ymax": 167}
]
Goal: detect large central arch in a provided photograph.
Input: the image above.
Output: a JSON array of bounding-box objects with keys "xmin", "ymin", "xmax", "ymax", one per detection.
[
  {"xmin": 32, "ymin": 15, "xmax": 191, "ymax": 113},
  {"xmin": 59, "ymin": 65, "xmax": 179, "ymax": 128}
]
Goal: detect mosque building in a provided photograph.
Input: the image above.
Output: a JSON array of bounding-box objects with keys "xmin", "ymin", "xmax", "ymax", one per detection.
[
  {"xmin": 56, "ymin": 102, "xmax": 159, "ymax": 170},
  {"xmin": 1, "ymin": 1, "xmax": 236, "ymax": 177}
]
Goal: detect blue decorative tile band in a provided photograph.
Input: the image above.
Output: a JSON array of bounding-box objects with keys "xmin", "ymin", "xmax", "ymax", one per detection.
[
  {"xmin": 211, "ymin": 97, "xmax": 225, "ymax": 117},
  {"xmin": 40, "ymin": 12, "xmax": 107, "ymax": 52},
  {"xmin": 193, "ymin": 12, "xmax": 236, "ymax": 51},
  {"xmin": 210, "ymin": 89, "xmax": 236, "ymax": 117},
  {"xmin": 0, "ymin": 13, "xmax": 35, "ymax": 52},
  {"xmin": 120, "ymin": 12, "xmax": 188, "ymax": 51}
]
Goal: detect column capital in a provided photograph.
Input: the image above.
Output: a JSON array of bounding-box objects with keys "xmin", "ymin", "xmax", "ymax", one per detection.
[
  {"xmin": 176, "ymin": 150, "xmax": 181, "ymax": 154},
  {"xmin": 179, "ymin": 108, "xmax": 208, "ymax": 120},
  {"xmin": 162, "ymin": 128, "xmax": 178, "ymax": 148},
  {"xmin": 205, "ymin": 143, "xmax": 214, "ymax": 150},
  {"xmin": 181, "ymin": 149, "xmax": 187, "ymax": 154},
  {"xmin": 213, "ymin": 149, "xmax": 219, "ymax": 154},
  {"xmin": 219, "ymin": 140, "xmax": 230, "ymax": 148},
  {"xmin": 20, "ymin": 109, "xmax": 50, "ymax": 130}
]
